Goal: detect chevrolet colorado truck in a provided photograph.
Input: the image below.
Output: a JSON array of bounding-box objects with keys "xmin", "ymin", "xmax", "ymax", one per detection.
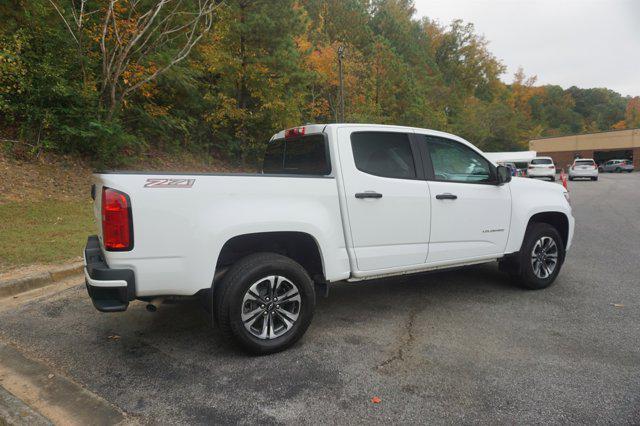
[{"xmin": 84, "ymin": 124, "xmax": 574, "ymax": 354}]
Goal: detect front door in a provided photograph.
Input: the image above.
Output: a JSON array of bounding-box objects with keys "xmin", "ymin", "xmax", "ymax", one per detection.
[
  {"xmin": 417, "ymin": 135, "xmax": 511, "ymax": 264},
  {"xmin": 337, "ymin": 127, "xmax": 431, "ymax": 272}
]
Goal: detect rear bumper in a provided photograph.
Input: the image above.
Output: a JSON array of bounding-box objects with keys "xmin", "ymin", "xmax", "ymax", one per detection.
[
  {"xmin": 528, "ymin": 169, "xmax": 555, "ymax": 177},
  {"xmin": 569, "ymin": 169, "xmax": 598, "ymax": 177},
  {"xmin": 84, "ymin": 235, "xmax": 135, "ymax": 312}
]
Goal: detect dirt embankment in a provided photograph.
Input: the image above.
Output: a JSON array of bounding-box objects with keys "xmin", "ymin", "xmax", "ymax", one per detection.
[{"xmin": 0, "ymin": 151, "xmax": 245, "ymax": 204}]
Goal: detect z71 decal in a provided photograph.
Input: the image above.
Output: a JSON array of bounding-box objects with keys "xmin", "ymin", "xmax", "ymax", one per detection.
[{"xmin": 144, "ymin": 178, "xmax": 195, "ymax": 188}]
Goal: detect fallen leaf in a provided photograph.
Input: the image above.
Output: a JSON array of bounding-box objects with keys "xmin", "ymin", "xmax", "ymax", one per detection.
[
  {"xmin": 107, "ymin": 334, "xmax": 121, "ymax": 340},
  {"xmin": 47, "ymin": 374, "xmax": 54, "ymax": 379},
  {"xmin": 612, "ymin": 303, "xmax": 624, "ymax": 308},
  {"xmin": 371, "ymin": 396, "xmax": 381, "ymax": 404}
]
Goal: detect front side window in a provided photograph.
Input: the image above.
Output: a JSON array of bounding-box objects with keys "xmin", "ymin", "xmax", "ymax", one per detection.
[
  {"xmin": 351, "ymin": 132, "xmax": 416, "ymax": 179},
  {"xmin": 426, "ymin": 136, "xmax": 493, "ymax": 183},
  {"xmin": 262, "ymin": 134, "xmax": 330, "ymax": 175}
]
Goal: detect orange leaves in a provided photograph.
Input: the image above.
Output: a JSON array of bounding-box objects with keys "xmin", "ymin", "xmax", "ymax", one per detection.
[
  {"xmin": 509, "ymin": 68, "xmax": 541, "ymax": 118},
  {"xmin": 624, "ymin": 96, "xmax": 640, "ymax": 128},
  {"xmin": 121, "ymin": 62, "xmax": 157, "ymax": 99},
  {"xmin": 611, "ymin": 97, "xmax": 640, "ymax": 130},
  {"xmin": 305, "ymin": 44, "xmax": 338, "ymax": 85},
  {"xmin": 611, "ymin": 120, "xmax": 626, "ymax": 130}
]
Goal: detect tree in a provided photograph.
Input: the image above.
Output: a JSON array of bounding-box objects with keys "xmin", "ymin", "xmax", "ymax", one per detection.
[
  {"xmin": 623, "ymin": 97, "xmax": 640, "ymax": 128},
  {"xmin": 48, "ymin": 0, "xmax": 219, "ymax": 119},
  {"xmin": 2, "ymin": 0, "xmax": 636, "ymax": 165},
  {"xmin": 200, "ymin": 0, "xmax": 310, "ymax": 161}
]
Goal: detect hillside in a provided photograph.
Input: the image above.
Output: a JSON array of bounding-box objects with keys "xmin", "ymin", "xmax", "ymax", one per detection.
[{"xmin": 0, "ymin": 151, "xmax": 242, "ymax": 272}]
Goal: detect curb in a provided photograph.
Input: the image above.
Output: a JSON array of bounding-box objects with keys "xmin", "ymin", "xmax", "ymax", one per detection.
[
  {"xmin": 0, "ymin": 386, "xmax": 52, "ymax": 426},
  {"xmin": 0, "ymin": 263, "xmax": 83, "ymax": 299},
  {"xmin": 0, "ymin": 342, "xmax": 126, "ymax": 425}
]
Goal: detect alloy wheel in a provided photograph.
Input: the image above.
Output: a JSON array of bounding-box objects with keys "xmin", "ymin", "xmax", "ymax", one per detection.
[
  {"xmin": 241, "ymin": 275, "xmax": 301, "ymax": 339},
  {"xmin": 530, "ymin": 236, "xmax": 559, "ymax": 279}
]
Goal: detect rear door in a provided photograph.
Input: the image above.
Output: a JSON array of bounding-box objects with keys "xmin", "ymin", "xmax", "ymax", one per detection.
[
  {"xmin": 574, "ymin": 159, "xmax": 595, "ymax": 171},
  {"xmin": 416, "ymin": 134, "xmax": 511, "ymax": 264},
  {"xmin": 337, "ymin": 127, "xmax": 431, "ymax": 272}
]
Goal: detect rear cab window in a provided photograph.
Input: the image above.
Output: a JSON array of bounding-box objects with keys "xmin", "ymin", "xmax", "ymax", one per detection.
[
  {"xmin": 531, "ymin": 158, "xmax": 553, "ymax": 165},
  {"xmin": 262, "ymin": 134, "xmax": 331, "ymax": 175}
]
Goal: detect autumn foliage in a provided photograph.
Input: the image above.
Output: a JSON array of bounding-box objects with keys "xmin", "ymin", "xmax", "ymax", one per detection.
[{"xmin": 0, "ymin": 0, "xmax": 635, "ymax": 166}]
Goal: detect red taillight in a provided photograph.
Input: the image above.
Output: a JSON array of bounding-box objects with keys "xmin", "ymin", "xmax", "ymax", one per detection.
[
  {"xmin": 284, "ymin": 127, "xmax": 306, "ymax": 139},
  {"xmin": 102, "ymin": 187, "xmax": 133, "ymax": 251},
  {"xmin": 528, "ymin": 165, "xmax": 534, "ymax": 169},
  {"xmin": 548, "ymin": 165, "xmax": 555, "ymax": 169}
]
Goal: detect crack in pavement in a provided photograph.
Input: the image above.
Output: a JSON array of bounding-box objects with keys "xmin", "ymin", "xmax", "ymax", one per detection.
[{"xmin": 376, "ymin": 306, "xmax": 420, "ymax": 370}]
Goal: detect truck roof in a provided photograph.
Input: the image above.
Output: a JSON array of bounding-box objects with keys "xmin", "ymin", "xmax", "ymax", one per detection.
[{"xmin": 270, "ymin": 123, "xmax": 466, "ymax": 143}]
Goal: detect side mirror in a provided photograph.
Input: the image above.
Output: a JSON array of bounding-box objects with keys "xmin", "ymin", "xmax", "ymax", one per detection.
[{"xmin": 496, "ymin": 165, "xmax": 512, "ymax": 185}]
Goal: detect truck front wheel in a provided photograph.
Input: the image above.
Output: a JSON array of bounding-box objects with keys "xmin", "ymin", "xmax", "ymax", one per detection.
[
  {"xmin": 510, "ymin": 223, "xmax": 565, "ymax": 290},
  {"xmin": 214, "ymin": 253, "xmax": 315, "ymax": 354}
]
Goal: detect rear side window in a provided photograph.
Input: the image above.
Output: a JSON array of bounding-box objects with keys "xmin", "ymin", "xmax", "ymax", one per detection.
[
  {"xmin": 262, "ymin": 134, "xmax": 330, "ymax": 175},
  {"xmin": 351, "ymin": 132, "xmax": 416, "ymax": 179},
  {"xmin": 531, "ymin": 158, "xmax": 553, "ymax": 165}
]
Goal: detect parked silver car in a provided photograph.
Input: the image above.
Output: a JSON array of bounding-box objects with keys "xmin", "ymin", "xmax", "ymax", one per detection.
[
  {"xmin": 599, "ymin": 159, "xmax": 634, "ymax": 173},
  {"xmin": 569, "ymin": 158, "xmax": 598, "ymax": 181}
]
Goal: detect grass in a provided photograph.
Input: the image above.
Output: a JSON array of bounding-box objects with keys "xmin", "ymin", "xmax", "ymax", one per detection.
[{"xmin": 0, "ymin": 199, "xmax": 95, "ymax": 271}]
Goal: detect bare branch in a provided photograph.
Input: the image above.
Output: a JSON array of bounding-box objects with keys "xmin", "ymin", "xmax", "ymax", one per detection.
[
  {"xmin": 47, "ymin": 0, "xmax": 79, "ymax": 45},
  {"xmin": 100, "ymin": 1, "xmax": 116, "ymax": 93},
  {"xmin": 50, "ymin": 0, "xmax": 220, "ymax": 119},
  {"xmin": 123, "ymin": 1, "xmax": 216, "ymax": 96}
]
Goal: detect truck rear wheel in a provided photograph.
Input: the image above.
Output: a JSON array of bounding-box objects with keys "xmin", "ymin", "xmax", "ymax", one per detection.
[
  {"xmin": 510, "ymin": 223, "xmax": 565, "ymax": 290},
  {"xmin": 214, "ymin": 253, "xmax": 315, "ymax": 354}
]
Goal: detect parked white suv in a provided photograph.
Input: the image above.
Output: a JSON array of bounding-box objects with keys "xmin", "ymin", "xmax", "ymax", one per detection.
[
  {"xmin": 528, "ymin": 157, "xmax": 556, "ymax": 181},
  {"xmin": 84, "ymin": 124, "xmax": 574, "ymax": 353},
  {"xmin": 569, "ymin": 158, "xmax": 598, "ymax": 181}
]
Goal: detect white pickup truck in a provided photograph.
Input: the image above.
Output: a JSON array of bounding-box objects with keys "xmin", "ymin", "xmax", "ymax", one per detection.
[{"xmin": 84, "ymin": 124, "xmax": 574, "ymax": 353}]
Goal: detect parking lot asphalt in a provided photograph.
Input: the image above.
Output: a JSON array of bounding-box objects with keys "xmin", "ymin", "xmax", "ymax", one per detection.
[{"xmin": 1, "ymin": 173, "xmax": 639, "ymax": 424}]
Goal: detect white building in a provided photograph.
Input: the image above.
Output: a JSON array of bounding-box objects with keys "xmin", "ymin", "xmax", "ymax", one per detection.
[{"xmin": 484, "ymin": 151, "xmax": 537, "ymax": 165}]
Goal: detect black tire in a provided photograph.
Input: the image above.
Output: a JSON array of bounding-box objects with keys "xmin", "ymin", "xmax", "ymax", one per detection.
[
  {"xmin": 591, "ymin": 177, "xmax": 598, "ymax": 181},
  {"xmin": 550, "ymin": 176, "xmax": 555, "ymax": 182},
  {"xmin": 568, "ymin": 176, "xmax": 574, "ymax": 181},
  {"xmin": 214, "ymin": 252, "xmax": 315, "ymax": 354},
  {"xmin": 510, "ymin": 223, "xmax": 565, "ymax": 290},
  {"xmin": 615, "ymin": 167, "xmax": 622, "ymax": 173}
]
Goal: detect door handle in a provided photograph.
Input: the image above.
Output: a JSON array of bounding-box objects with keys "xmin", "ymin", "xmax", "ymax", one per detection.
[
  {"xmin": 436, "ymin": 193, "xmax": 457, "ymax": 200},
  {"xmin": 355, "ymin": 191, "xmax": 383, "ymax": 199}
]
